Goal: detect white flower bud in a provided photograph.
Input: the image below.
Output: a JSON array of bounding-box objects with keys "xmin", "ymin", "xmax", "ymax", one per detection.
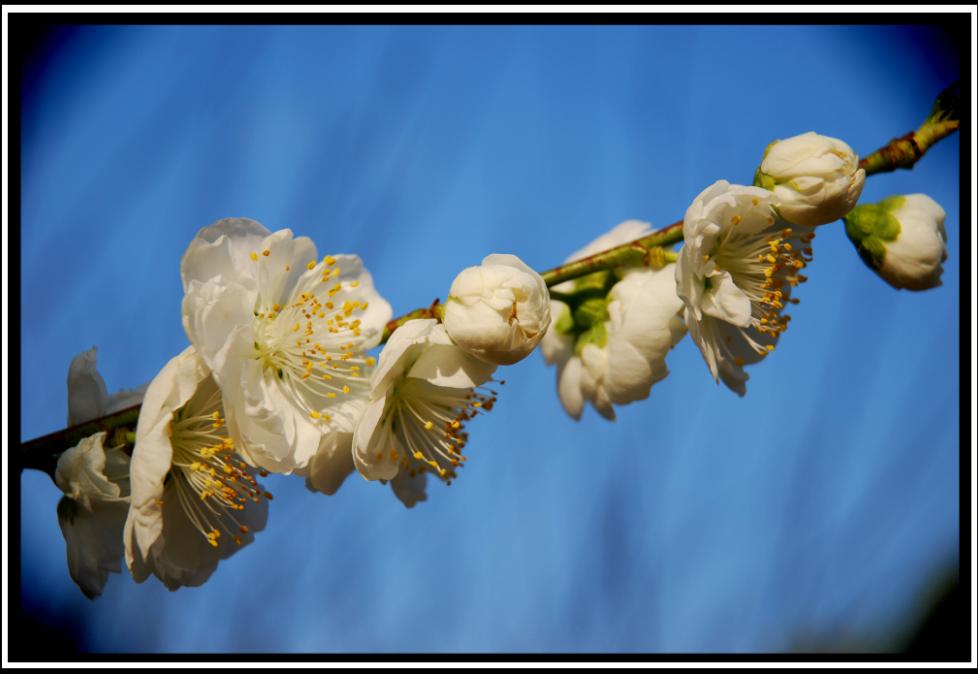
[
  {"xmin": 844, "ymin": 194, "xmax": 948, "ymax": 290},
  {"xmin": 755, "ymin": 131, "xmax": 866, "ymax": 227},
  {"xmin": 444, "ymin": 253, "xmax": 551, "ymax": 365}
]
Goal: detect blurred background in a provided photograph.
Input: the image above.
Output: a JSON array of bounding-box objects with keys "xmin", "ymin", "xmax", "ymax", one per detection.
[{"xmin": 14, "ymin": 21, "xmax": 965, "ymax": 655}]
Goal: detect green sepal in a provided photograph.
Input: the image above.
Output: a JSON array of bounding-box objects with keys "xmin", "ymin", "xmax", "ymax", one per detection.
[
  {"xmin": 554, "ymin": 304, "xmax": 576, "ymax": 335},
  {"xmin": 843, "ymin": 198, "xmax": 904, "ymax": 270},
  {"xmin": 877, "ymin": 195, "xmax": 907, "ymax": 216},
  {"xmin": 753, "ymin": 167, "xmax": 777, "ymax": 191},
  {"xmin": 574, "ymin": 321, "xmax": 608, "ymax": 357},
  {"xmin": 572, "ymin": 296, "xmax": 609, "ymax": 330}
]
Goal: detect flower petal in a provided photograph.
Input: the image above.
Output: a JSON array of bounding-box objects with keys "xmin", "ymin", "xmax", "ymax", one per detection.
[
  {"xmin": 407, "ymin": 341, "xmax": 497, "ymax": 389},
  {"xmin": 67, "ymin": 348, "xmax": 109, "ymax": 426},
  {"xmin": 180, "ymin": 217, "xmax": 270, "ymax": 292},
  {"xmin": 353, "ymin": 397, "xmax": 399, "ymax": 481},
  {"xmin": 58, "ymin": 496, "xmax": 128, "ymax": 599},
  {"xmin": 700, "ymin": 270, "xmax": 752, "ymax": 327},
  {"xmin": 55, "ymin": 432, "xmax": 124, "ymax": 508},
  {"xmin": 557, "ymin": 356, "xmax": 585, "ymax": 421},
  {"xmin": 390, "ymin": 470, "xmax": 428, "ymax": 509},
  {"xmin": 303, "ymin": 432, "xmax": 356, "ymax": 496}
]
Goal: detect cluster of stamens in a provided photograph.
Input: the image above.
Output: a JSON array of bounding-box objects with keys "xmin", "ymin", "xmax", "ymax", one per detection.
[
  {"xmin": 385, "ymin": 380, "xmax": 501, "ymax": 486},
  {"xmin": 169, "ymin": 385, "xmax": 269, "ymax": 548},
  {"xmin": 710, "ymin": 208, "xmax": 816, "ymax": 361},
  {"xmin": 751, "ymin": 226, "xmax": 815, "ymax": 342},
  {"xmin": 249, "ymin": 251, "xmax": 375, "ymax": 426}
]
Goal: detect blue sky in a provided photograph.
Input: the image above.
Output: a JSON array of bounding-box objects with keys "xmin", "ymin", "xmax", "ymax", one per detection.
[{"xmin": 17, "ymin": 23, "xmax": 963, "ymax": 654}]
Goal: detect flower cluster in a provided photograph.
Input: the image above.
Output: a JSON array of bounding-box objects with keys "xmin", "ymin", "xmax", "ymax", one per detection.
[
  {"xmin": 541, "ymin": 221, "xmax": 687, "ymax": 420},
  {"xmin": 55, "ymin": 219, "xmax": 553, "ymax": 594},
  {"xmin": 49, "ymin": 130, "xmax": 950, "ymax": 598}
]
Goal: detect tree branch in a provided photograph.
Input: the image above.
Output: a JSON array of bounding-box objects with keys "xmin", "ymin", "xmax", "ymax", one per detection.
[{"xmin": 18, "ymin": 82, "xmax": 961, "ymax": 476}]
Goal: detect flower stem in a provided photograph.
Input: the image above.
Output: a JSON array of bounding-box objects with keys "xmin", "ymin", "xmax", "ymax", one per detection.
[
  {"xmin": 17, "ymin": 82, "xmax": 960, "ymax": 473},
  {"xmin": 859, "ymin": 81, "xmax": 960, "ymax": 176},
  {"xmin": 381, "ymin": 298, "xmax": 445, "ymax": 343},
  {"xmin": 540, "ymin": 222, "xmax": 684, "ymax": 287},
  {"xmin": 19, "ymin": 403, "xmax": 142, "ymax": 479}
]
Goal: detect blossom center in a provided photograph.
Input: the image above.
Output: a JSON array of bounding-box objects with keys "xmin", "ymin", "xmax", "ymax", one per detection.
[
  {"xmin": 249, "ymin": 253, "xmax": 377, "ymax": 425},
  {"xmin": 386, "ymin": 378, "xmax": 498, "ymax": 486},
  {"xmin": 710, "ymin": 216, "xmax": 816, "ymax": 355},
  {"xmin": 169, "ymin": 378, "xmax": 269, "ymax": 548}
]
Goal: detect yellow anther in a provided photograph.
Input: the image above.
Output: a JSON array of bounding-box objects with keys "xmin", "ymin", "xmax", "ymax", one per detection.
[
  {"xmin": 730, "ymin": 215, "xmax": 742, "ymax": 226},
  {"xmin": 310, "ymin": 410, "xmax": 322, "ymax": 419},
  {"xmin": 324, "ymin": 255, "xmax": 336, "ymax": 266},
  {"xmin": 326, "ymin": 392, "xmax": 337, "ymax": 399},
  {"xmin": 249, "ymin": 251, "xmax": 259, "ymax": 261},
  {"xmin": 424, "ymin": 421, "xmax": 434, "ymax": 430},
  {"xmin": 450, "ymin": 420, "xmax": 461, "ymax": 429},
  {"xmin": 307, "ymin": 260, "xmax": 316, "ymax": 270},
  {"xmin": 342, "ymin": 385, "xmax": 351, "ymax": 394},
  {"xmin": 262, "ymin": 249, "xmax": 270, "ymax": 257}
]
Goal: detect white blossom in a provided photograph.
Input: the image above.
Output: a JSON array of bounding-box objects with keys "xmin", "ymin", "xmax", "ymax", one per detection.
[
  {"xmin": 353, "ymin": 319, "xmax": 497, "ymax": 507},
  {"xmin": 444, "ymin": 254, "xmax": 550, "ymax": 365},
  {"xmin": 541, "ymin": 266, "xmax": 686, "ymax": 420},
  {"xmin": 676, "ymin": 180, "xmax": 815, "ymax": 395},
  {"xmin": 124, "ymin": 347, "xmax": 269, "ymax": 590},
  {"xmin": 55, "ymin": 433, "xmax": 130, "ymax": 599},
  {"xmin": 180, "ymin": 218, "xmax": 392, "ymax": 474},
  {"xmin": 755, "ymin": 131, "xmax": 866, "ymax": 227},
  {"xmin": 844, "ymin": 194, "xmax": 948, "ymax": 290},
  {"xmin": 55, "ymin": 348, "xmax": 144, "ymax": 599}
]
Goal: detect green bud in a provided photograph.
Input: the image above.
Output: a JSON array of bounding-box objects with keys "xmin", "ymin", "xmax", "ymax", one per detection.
[{"xmin": 843, "ymin": 197, "xmax": 904, "ymax": 269}]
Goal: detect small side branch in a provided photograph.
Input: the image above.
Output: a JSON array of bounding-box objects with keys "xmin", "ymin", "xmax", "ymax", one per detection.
[{"xmin": 860, "ymin": 81, "xmax": 960, "ymax": 176}]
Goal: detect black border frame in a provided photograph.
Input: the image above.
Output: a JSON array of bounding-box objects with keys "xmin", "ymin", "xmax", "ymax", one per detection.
[{"xmin": 5, "ymin": 9, "xmax": 973, "ymax": 664}]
